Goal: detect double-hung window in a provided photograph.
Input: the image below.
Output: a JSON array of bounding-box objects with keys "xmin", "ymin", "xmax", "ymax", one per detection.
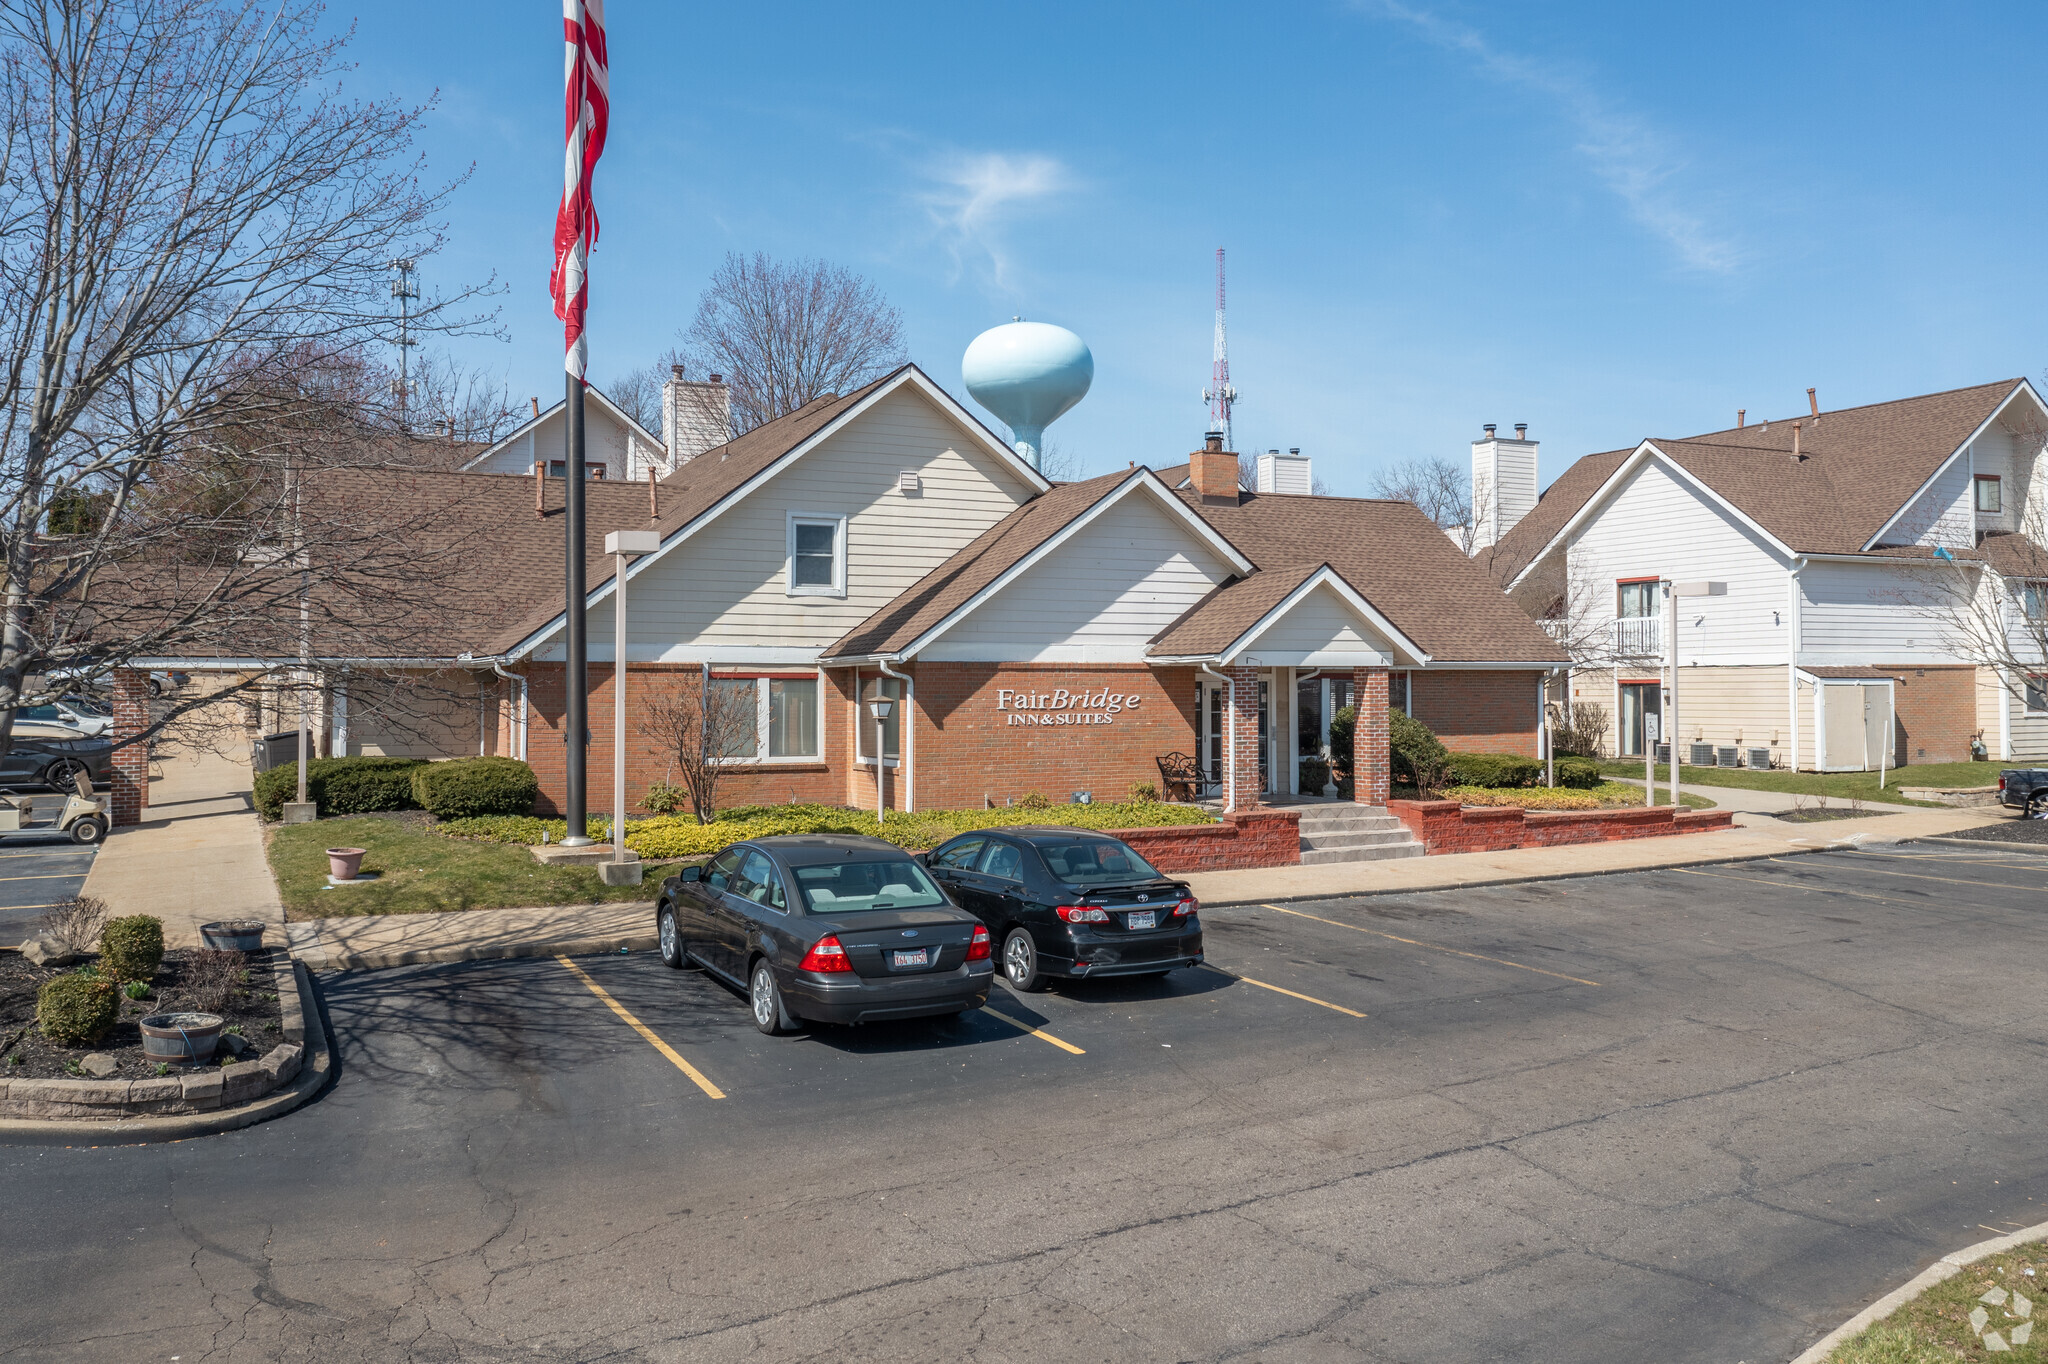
[
  {"xmin": 2027, "ymin": 676, "xmax": 2048, "ymax": 715},
  {"xmin": 2023, "ymin": 582, "xmax": 2048, "ymax": 622},
  {"xmin": 706, "ymin": 674, "xmax": 822, "ymax": 761},
  {"xmin": 1616, "ymin": 580, "xmax": 1658, "ymax": 618},
  {"xmin": 856, "ymin": 676, "xmax": 902, "ymax": 763},
  {"xmin": 1976, "ymin": 474, "xmax": 2003, "ymax": 514},
  {"xmin": 787, "ymin": 514, "xmax": 846, "ymax": 597}
]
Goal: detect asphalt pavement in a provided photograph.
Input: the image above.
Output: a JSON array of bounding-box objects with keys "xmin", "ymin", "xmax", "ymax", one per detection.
[
  {"xmin": 0, "ymin": 836, "xmax": 96, "ymax": 946},
  {"xmin": 6, "ymin": 843, "xmax": 2048, "ymax": 1362}
]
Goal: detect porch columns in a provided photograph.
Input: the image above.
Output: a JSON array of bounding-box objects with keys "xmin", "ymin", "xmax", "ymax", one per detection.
[
  {"xmin": 109, "ymin": 668, "xmax": 151, "ymax": 827},
  {"xmin": 1351, "ymin": 666, "xmax": 1390, "ymax": 807},
  {"xmin": 1224, "ymin": 662, "xmax": 1261, "ymax": 812}
]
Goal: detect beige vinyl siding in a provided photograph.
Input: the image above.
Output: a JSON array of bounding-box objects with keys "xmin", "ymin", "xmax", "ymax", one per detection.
[
  {"xmin": 2011, "ymin": 669, "xmax": 2048, "ymax": 760},
  {"xmin": 1795, "ymin": 677, "xmax": 1817, "ymax": 769},
  {"xmin": 1978, "ymin": 665, "xmax": 2008, "ymax": 756},
  {"xmin": 1664, "ymin": 665, "xmax": 1793, "ymax": 767},
  {"xmin": 579, "ymin": 388, "xmax": 1036, "ymax": 661},
  {"xmin": 467, "ymin": 404, "xmax": 649, "ymax": 480},
  {"xmin": 1559, "ymin": 668, "xmax": 1619, "ymax": 757},
  {"xmin": 345, "ymin": 670, "xmax": 483, "ymax": 759},
  {"xmin": 1239, "ymin": 582, "xmax": 1393, "ymax": 665},
  {"xmin": 924, "ymin": 491, "xmax": 1232, "ymax": 662},
  {"xmin": 1797, "ymin": 560, "xmax": 1958, "ymax": 666}
]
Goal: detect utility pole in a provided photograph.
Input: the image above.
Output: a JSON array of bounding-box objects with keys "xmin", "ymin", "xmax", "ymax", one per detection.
[{"xmin": 1202, "ymin": 248, "xmax": 1238, "ymax": 449}]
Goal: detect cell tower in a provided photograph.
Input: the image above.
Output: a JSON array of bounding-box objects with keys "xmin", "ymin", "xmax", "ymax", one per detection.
[
  {"xmin": 1202, "ymin": 247, "xmax": 1237, "ymax": 448},
  {"xmin": 389, "ymin": 258, "xmax": 419, "ymax": 428}
]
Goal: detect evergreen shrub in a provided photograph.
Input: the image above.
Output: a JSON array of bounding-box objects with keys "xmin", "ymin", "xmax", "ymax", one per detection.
[
  {"xmin": 99, "ymin": 914, "xmax": 164, "ymax": 982},
  {"xmin": 38, "ymin": 974, "xmax": 119, "ymax": 1046},
  {"xmin": 410, "ymin": 756, "xmax": 539, "ymax": 819},
  {"xmin": 253, "ymin": 756, "xmax": 426, "ymax": 821}
]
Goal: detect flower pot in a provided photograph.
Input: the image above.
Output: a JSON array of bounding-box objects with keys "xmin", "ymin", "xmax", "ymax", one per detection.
[
  {"xmin": 326, "ymin": 847, "xmax": 368, "ymax": 881},
  {"xmin": 199, "ymin": 920, "xmax": 266, "ymax": 952},
  {"xmin": 139, "ymin": 1011, "xmax": 224, "ymax": 1066}
]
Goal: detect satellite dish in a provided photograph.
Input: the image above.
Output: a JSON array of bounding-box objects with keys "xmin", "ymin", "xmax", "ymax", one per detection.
[{"xmin": 962, "ymin": 322, "xmax": 1093, "ymax": 471}]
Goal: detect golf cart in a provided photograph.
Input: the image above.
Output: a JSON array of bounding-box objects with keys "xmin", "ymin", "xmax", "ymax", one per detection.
[{"xmin": 0, "ymin": 768, "xmax": 108, "ymax": 844}]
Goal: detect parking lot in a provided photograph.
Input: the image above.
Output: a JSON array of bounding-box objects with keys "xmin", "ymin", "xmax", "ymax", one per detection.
[
  {"xmin": 7, "ymin": 844, "xmax": 2048, "ymax": 1362},
  {"xmin": 0, "ymin": 837, "xmax": 95, "ymax": 946}
]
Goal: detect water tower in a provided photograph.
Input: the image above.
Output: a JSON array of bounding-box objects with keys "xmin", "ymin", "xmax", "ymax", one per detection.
[{"xmin": 961, "ymin": 321, "xmax": 1093, "ymax": 471}]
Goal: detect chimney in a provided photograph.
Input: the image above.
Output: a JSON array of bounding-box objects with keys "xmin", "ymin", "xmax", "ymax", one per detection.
[
  {"xmin": 1793, "ymin": 420, "xmax": 1804, "ymax": 460},
  {"xmin": 662, "ymin": 367, "xmax": 732, "ymax": 468},
  {"xmin": 1190, "ymin": 432, "xmax": 1241, "ymax": 505},
  {"xmin": 1253, "ymin": 446, "xmax": 1312, "ymax": 494},
  {"xmin": 1807, "ymin": 387, "xmax": 1819, "ymax": 420},
  {"xmin": 534, "ymin": 461, "xmax": 545, "ymax": 519},
  {"xmin": 1738, "ymin": 408, "xmax": 1745, "ymax": 428},
  {"xmin": 647, "ymin": 465, "xmax": 658, "ymax": 520},
  {"xmin": 1469, "ymin": 422, "xmax": 1539, "ymax": 553}
]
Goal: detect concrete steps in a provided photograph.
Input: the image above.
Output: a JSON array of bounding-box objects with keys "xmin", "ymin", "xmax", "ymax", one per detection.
[{"xmin": 1293, "ymin": 804, "xmax": 1426, "ymax": 865}]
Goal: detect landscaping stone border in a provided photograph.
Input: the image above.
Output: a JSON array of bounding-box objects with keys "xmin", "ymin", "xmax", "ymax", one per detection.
[
  {"xmin": 1116, "ymin": 810, "xmax": 1302, "ymax": 873},
  {"xmin": 1388, "ymin": 799, "xmax": 1734, "ymax": 855},
  {"xmin": 1788, "ymin": 1218, "xmax": 2048, "ymax": 1364},
  {"xmin": 0, "ymin": 950, "xmax": 332, "ymax": 1142}
]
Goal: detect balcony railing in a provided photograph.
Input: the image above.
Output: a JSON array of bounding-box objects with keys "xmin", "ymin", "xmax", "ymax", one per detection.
[{"xmin": 1613, "ymin": 616, "xmax": 1662, "ymax": 657}]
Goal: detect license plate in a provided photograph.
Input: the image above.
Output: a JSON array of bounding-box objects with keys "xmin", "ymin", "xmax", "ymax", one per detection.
[
  {"xmin": 891, "ymin": 948, "xmax": 929, "ymax": 968},
  {"xmin": 1125, "ymin": 911, "xmax": 1157, "ymax": 930}
]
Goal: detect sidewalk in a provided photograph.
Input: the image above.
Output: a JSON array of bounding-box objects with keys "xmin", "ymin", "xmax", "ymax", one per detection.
[
  {"xmin": 277, "ymin": 802, "xmax": 2011, "ymax": 973},
  {"xmin": 82, "ymin": 749, "xmax": 284, "ymax": 949}
]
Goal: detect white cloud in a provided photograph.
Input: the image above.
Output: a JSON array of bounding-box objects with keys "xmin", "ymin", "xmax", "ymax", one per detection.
[
  {"xmin": 920, "ymin": 152, "xmax": 1072, "ymax": 289},
  {"xmin": 1364, "ymin": 1, "xmax": 1743, "ymax": 274}
]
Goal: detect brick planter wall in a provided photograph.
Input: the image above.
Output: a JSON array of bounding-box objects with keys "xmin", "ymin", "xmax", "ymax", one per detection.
[
  {"xmin": 1388, "ymin": 799, "xmax": 1734, "ymax": 855},
  {"xmin": 1113, "ymin": 809, "xmax": 1301, "ymax": 873}
]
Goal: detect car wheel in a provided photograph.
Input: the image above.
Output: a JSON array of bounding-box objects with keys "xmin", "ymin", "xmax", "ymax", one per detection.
[
  {"xmin": 750, "ymin": 960, "xmax": 799, "ymax": 1035},
  {"xmin": 69, "ymin": 816, "xmax": 106, "ymax": 845},
  {"xmin": 2030, "ymin": 794, "xmax": 2048, "ymax": 821},
  {"xmin": 1002, "ymin": 928, "xmax": 1047, "ymax": 993},
  {"xmin": 146, "ymin": 678, "xmax": 163, "ymax": 697},
  {"xmin": 42, "ymin": 759, "xmax": 87, "ymax": 791},
  {"xmin": 657, "ymin": 904, "xmax": 695, "ymax": 969}
]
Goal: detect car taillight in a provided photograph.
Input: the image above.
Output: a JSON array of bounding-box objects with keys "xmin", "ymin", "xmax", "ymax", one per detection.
[
  {"xmin": 1173, "ymin": 896, "xmax": 1198, "ymax": 917},
  {"xmin": 965, "ymin": 924, "xmax": 991, "ymax": 961},
  {"xmin": 1999, "ymin": 776, "xmax": 2007, "ymax": 791},
  {"xmin": 798, "ymin": 934, "xmax": 852, "ymax": 972},
  {"xmin": 1056, "ymin": 905, "xmax": 1110, "ymax": 923}
]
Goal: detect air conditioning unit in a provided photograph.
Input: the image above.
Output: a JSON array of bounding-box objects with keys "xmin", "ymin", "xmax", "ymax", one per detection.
[
  {"xmin": 1716, "ymin": 746, "xmax": 1739, "ymax": 768},
  {"xmin": 1655, "ymin": 743, "xmax": 1671, "ymax": 765},
  {"xmin": 1746, "ymin": 746, "xmax": 1772, "ymax": 770},
  {"xmin": 1689, "ymin": 743, "xmax": 1715, "ymax": 767}
]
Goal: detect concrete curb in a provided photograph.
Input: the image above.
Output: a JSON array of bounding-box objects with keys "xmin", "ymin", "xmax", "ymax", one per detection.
[
  {"xmin": 0, "ymin": 958, "xmax": 334, "ymax": 1145},
  {"xmin": 1918, "ymin": 832, "xmax": 2048, "ymax": 856},
  {"xmin": 317, "ymin": 930, "xmax": 658, "ymax": 972},
  {"xmin": 1788, "ymin": 1220, "xmax": 2048, "ymax": 1363}
]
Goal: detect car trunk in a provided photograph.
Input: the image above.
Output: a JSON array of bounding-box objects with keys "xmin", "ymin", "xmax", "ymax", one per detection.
[
  {"xmin": 820, "ymin": 909, "xmax": 978, "ymax": 980},
  {"xmin": 1063, "ymin": 879, "xmax": 1191, "ymax": 935}
]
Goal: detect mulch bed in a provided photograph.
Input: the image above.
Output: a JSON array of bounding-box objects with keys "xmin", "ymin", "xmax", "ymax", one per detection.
[
  {"xmin": 0, "ymin": 947, "xmax": 286, "ymax": 1081},
  {"xmin": 1936, "ymin": 815, "xmax": 2048, "ymax": 846},
  {"xmin": 1773, "ymin": 807, "xmax": 1899, "ymax": 823}
]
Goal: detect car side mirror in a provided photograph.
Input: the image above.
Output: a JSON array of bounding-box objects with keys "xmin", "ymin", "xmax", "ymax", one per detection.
[
  {"xmin": 911, "ymin": 851, "xmax": 930, "ymax": 866},
  {"xmin": 679, "ymin": 865, "xmax": 702, "ymax": 883}
]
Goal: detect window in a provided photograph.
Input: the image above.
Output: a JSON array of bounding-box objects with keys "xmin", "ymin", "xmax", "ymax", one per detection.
[
  {"xmin": 768, "ymin": 678, "xmax": 818, "ymax": 757},
  {"xmin": 793, "ymin": 858, "xmax": 946, "ymax": 913},
  {"xmin": 931, "ymin": 838, "xmax": 984, "ymax": 871},
  {"xmin": 856, "ymin": 675, "xmax": 901, "ymax": 761},
  {"xmin": 731, "ymin": 849, "xmax": 787, "ymax": 911},
  {"xmin": 978, "ymin": 841, "xmax": 1025, "ymax": 882},
  {"xmin": 2028, "ymin": 676, "xmax": 2048, "ymax": 714},
  {"xmin": 2023, "ymin": 583, "xmax": 2048, "ymax": 621},
  {"xmin": 787, "ymin": 514, "xmax": 845, "ymax": 596},
  {"xmin": 1976, "ymin": 475, "xmax": 2003, "ymax": 514},
  {"xmin": 704, "ymin": 847, "xmax": 743, "ymax": 893},
  {"xmin": 710, "ymin": 678, "xmax": 757, "ymax": 758},
  {"xmin": 1039, "ymin": 840, "xmax": 1161, "ymax": 886},
  {"xmin": 544, "ymin": 460, "xmax": 606, "ymax": 479},
  {"xmin": 1617, "ymin": 580, "xmax": 1658, "ymax": 619}
]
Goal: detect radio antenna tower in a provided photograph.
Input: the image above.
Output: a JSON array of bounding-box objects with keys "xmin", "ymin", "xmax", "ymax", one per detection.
[
  {"xmin": 389, "ymin": 258, "xmax": 419, "ymax": 429},
  {"xmin": 1202, "ymin": 248, "xmax": 1237, "ymax": 448}
]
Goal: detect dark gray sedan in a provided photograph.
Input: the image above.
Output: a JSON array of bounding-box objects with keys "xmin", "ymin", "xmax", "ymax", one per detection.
[{"xmin": 656, "ymin": 835, "xmax": 994, "ymax": 1035}]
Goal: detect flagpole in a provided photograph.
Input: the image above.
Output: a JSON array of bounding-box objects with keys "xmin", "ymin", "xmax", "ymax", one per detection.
[{"xmin": 562, "ymin": 370, "xmax": 590, "ymax": 843}]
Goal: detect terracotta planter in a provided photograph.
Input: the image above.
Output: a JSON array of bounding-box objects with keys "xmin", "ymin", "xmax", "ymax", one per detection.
[
  {"xmin": 139, "ymin": 1011, "xmax": 224, "ymax": 1065},
  {"xmin": 326, "ymin": 847, "xmax": 368, "ymax": 881},
  {"xmin": 199, "ymin": 920, "xmax": 266, "ymax": 951}
]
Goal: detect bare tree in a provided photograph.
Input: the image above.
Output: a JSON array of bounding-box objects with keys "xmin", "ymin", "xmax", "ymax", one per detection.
[
  {"xmin": 683, "ymin": 253, "xmax": 906, "ymax": 433},
  {"xmin": 603, "ymin": 346, "xmax": 686, "ymax": 436},
  {"xmin": 405, "ymin": 352, "xmax": 524, "ymax": 448},
  {"xmin": 1370, "ymin": 456, "xmax": 1486, "ymax": 552},
  {"xmin": 0, "ymin": 0, "xmax": 495, "ymax": 753},
  {"xmin": 640, "ymin": 669, "xmax": 763, "ymax": 824}
]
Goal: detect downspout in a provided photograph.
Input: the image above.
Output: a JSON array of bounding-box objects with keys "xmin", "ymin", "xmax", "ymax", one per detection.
[
  {"xmin": 878, "ymin": 657, "xmax": 914, "ymax": 813},
  {"xmin": 1787, "ymin": 558, "xmax": 1804, "ymax": 772},
  {"xmin": 1200, "ymin": 662, "xmax": 1234, "ymax": 813},
  {"xmin": 492, "ymin": 661, "xmax": 528, "ymax": 762}
]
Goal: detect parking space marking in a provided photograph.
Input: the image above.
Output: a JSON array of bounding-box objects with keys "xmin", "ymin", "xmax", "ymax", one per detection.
[
  {"xmin": 1208, "ymin": 969, "xmax": 1367, "ymax": 1018},
  {"xmin": 1673, "ymin": 865, "xmax": 1920, "ymax": 908},
  {"xmin": 0, "ymin": 872, "xmax": 95, "ymax": 882},
  {"xmin": 0, "ymin": 849, "xmax": 93, "ymax": 860},
  {"xmin": 981, "ymin": 1006, "xmax": 1086, "ymax": 1055},
  {"xmin": 554, "ymin": 955, "xmax": 726, "ymax": 1100},
  {"xmin": 1260, "ymin": 904, "xmax": 1600, "ymax": 987},
  {"xmin": 1779, "ymin": 856, "xmax": 2046, "ymax": 895}
]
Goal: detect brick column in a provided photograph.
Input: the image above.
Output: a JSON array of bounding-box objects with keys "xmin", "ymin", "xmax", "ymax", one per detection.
[
  {"xmin": 109, "ymin": 668, "xmax": 151, "ymax": 827},
  {"xmin": 1225, "ymin": 663, "xmax": 1262, "ymax": 811},
  {"xmin": 1352, "ymin": 666, "xmax": 1390, "ymax": 807}
]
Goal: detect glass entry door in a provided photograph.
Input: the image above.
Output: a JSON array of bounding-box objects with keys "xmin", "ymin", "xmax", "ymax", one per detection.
[
  {"xmin": 1619, "ymin": 681, "xmax": 1662, "ymax": 756},
  {"xmin": 1197, "ymin": 677, "xmax": 1273, "ymax": 796}
]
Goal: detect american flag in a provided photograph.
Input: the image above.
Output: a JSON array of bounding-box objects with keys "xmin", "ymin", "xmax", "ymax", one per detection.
[{"xmin": 551, "ymin": 0, "xmax": 609, "ymax": 380}]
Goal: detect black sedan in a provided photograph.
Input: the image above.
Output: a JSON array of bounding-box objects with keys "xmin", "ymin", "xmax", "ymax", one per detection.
[
  {"xmin": 923, "ymin": 827, "xmax": 1203, "ymax": 992},
  {"xmin": 0, "ymin": 724, "xmax": 112, "ymax": 791},
  {"xmin": 656, "ymin": 835, "xmax": 994, "ymax": 1034}
]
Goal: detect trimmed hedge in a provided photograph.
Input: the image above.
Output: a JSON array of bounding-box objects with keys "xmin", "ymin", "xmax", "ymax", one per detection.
[
  {"xmin": 38, "ymin": 973, "xmax": 119, "ymax": 1046},
  {"xmin": 1446, "ymin": 751, "xmax": 1543, "ymax": 789},
  {"xmin": 254, "ymin": 755, "xmax": 425, "ymax": 821},
  {"xmin": 410, "ymin": 756, "xmax": 538, "ymax": 819},
  {"xmin": 1554, "ymin": 756, "xmax": 1603, "ymax": 789},
  {"xmin": 99, "ymin": 914, "xmax": 164, "ymax": 983}
]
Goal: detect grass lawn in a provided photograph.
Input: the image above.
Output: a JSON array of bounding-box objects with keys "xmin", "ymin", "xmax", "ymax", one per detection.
[
  {"xmin": 1595, "ymin": 759, "xmax": 2011, "ymax": 807},
  {"xmin": 1827, "ymin": 1240, "xmax": 2047, "ymax": 1361},
  {"xmin": 268, "ymin": 816, "xmax": 659, "ymax": 919}
]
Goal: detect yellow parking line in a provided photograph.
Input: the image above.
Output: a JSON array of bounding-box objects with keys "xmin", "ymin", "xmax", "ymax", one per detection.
[
  {"xmin": 1261, "ymin": 904, "xmax": 1600, "ymax": 987},
  {"xmin": 0, "ymin": 872, "xmax": 92, "ymax": 882},
  {"xmin": 982, "ymin": 1006, "xmax": 1086, "ymax": 1055},
  {"xmin": 555, "ymin": 955, "xmax": 725, "ymax": 1099},
  {"xmin": 1798, "ymin": 855, "xmax": 2046, "ymax": 893},
  {"xmin": 1227, "ymin": 973, "xmax": 1367, "ymax": 1018},
  {"xmin": 0, "ymin": 850, "xmax": 93, "ymax": 859}
]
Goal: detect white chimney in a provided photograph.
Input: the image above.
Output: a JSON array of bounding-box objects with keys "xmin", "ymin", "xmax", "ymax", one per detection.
[
  {"xmin": 661, "ymin": 367, "xmax": 732, "ymax": 468},
  {"xmin": 1253, "ymin": 447, "xmax": 1312, "ymax": 495},
  {"xmin": 1470, "ymin": 422, "xmax": 1537, "ymax": 552}
]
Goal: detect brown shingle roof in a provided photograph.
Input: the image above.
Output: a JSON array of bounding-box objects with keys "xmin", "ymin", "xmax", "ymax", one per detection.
[
  {"xmin": 1979, "ymin": 532, "xmax": 2048, "ymax": 579},
  {"xmin": 1145, "ymin": 563, "xmax": 1327, "ymax": 657},
  {"xmin": 1487, "ymin": 378, "xmax": 2027, "ymax": 585}
]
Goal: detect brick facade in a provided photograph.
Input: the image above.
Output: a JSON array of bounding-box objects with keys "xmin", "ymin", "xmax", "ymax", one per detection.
[
  {"xmin": 1861, "ymin": 664, "xmax": 1978, "ymax": 765},
  {"xmin": 1351, "ymin": 667, "xmax": 1389, "ymax": 805},
  {"xmin": 1388, "ymin": 798, "xmax": 1733, "ymax": 854},
  {"xmin": 1409, "ymin": 670, "xmax": 1541, "ymax": 757},
  {"xmin": 109, "ymin": 668, "xmax": 150, "ymax": 827}
]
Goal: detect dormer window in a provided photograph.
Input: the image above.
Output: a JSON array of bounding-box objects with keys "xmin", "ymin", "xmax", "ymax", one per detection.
[{"xmin": 1975, "ymin": 474, "xmax": 2002, "ymax": 513}]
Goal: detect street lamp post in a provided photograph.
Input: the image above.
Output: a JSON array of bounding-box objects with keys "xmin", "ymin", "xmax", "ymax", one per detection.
[
  {"xmin": 866, "ymin": 685, "xmax": 894, "ymax": 825},
  {"xmin": 605, "ymin": 530, "xmax": 660, "ymax": 879}
]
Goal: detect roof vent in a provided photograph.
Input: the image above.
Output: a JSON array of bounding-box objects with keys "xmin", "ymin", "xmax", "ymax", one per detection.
[
  {"xmin": 896, "ymin": 470, "xmax": 922, "ymax": 495},
  {"xmin": 1793, "ymin": 420, "xmax": 1805, "ymax": 461}
]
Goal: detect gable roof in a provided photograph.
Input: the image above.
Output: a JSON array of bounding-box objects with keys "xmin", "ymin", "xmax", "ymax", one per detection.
[
  {"xmin": 1145, "ymin": 562, "xmax": 1430, "ymax": 665},
  {"xmin": 818, "ymin": 466, "xmax": 1252, "ymax": 663},
  {"xmin": 1488, "ymin": 378, "xmax": 2036, "ymax": 585},
  {"xmin": 461, "ymin": 383, "xmax": 668, "ymax": 471}
]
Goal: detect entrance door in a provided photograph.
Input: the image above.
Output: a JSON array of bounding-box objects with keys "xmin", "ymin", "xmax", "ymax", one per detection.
[
  {"xmin": 1619, "ymin": 681, "xmax": 1662, "ymax": 756},
  {"xmin": 1196, "ymin": 676, "xmax": 1274, "ymax": 796}
]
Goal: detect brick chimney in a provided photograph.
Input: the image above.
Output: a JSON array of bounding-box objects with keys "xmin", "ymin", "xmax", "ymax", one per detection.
[
  {"xmin": 1190, "ymin": 433, "xmax": 1241, "ymax": 506},
  {"xmin": 661, "ymin": 366, "xmax": 732, "ymax": 469}
]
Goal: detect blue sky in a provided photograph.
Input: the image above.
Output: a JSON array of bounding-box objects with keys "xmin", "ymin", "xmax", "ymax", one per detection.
[{"xmin": 348, "ymin": 1, "xmax": 2048, "ymax": 494}]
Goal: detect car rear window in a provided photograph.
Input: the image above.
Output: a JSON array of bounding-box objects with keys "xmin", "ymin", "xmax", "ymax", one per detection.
[
  {"xmin": 1038, "ymin": 841, "xmax": 1160, "ymax": 886},
  {"xmin": 793, "ymin": 859, "xmax": 948, "ymax": 913}
]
